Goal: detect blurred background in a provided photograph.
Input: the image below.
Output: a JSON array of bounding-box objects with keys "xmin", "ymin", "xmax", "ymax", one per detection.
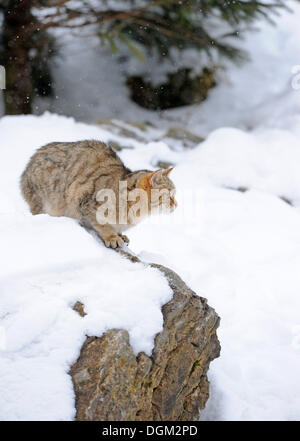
[{"xmin": 1, "ymin": 0, "xmax": 299, "ymax": 135}]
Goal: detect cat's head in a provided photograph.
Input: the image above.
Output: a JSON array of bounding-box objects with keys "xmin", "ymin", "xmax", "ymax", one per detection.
[{"xmin": 137, "ymin": 168, "xmax": 177, "ymax": 213}]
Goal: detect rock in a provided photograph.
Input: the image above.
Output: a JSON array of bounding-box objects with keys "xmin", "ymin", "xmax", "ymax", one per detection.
[
  {"xmin": 163, "ymin": 126, "xmax": 204, "ymax": 150},
  {"xmin": 225, "ymin": 186, "xmax": 248, "ymax": 193},
  {"xmin": 69, "ymin": 250, "xmax": 220, "ymax": 421},
  {"xmin": 72, "ymin": 301, "xmax": 87, "ymax": 317},
  {"xmin": 107, "ymin": 140, "xmax": 133, "ymax": 152},
  {"xmin": 96, "ymin": 119, "xmax": 148, "ymax": 143},
  {"xmin": 95, "ymin": 117, "xmax": 205, "ymax": 153},
  {"xmin": 126, "ymin": 68, "xmax": 216, "ymax": 110},
  {"xmin": 165, "ymin": 127, "xmax": 204, "ymax": 144},
  {"xmin": 280, "ymin": 196, "xmax": 293, "ymax": 206},
  {"xmin": 153, "ymin": 160, "xmax": 175, "ymax": 170}
]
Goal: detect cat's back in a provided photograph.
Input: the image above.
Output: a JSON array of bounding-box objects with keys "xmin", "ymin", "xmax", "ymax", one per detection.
[
  {"xmin": 21, "ymin": 140, "xmax": 128, "ymax": 217},
  {"xmin": 26, "ymin": 139, "xmax": 122, "ymax": 168},
  {"xmin": 23, "ymin": 140, "xmax": 127, "ymax": 180}
]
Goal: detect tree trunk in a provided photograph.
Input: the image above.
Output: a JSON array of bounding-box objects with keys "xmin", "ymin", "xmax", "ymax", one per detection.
[{"xmin": 2, "ymin": 0, "xmax": 34, "ymax": 115}]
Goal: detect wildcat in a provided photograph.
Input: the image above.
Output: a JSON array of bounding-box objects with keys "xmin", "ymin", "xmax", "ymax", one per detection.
[{"xmin": 20, "ymin": 140, "xmax": 177, "ymax": 248}]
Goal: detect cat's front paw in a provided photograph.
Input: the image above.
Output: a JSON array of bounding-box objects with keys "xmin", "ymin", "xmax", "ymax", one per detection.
[
  {"xmin": 104, "ymin": 234, "xmax": 125, "ymax": 249},
  {"xmin": 120, "ymin": 234, "xmax": 129, "ymax": 244}
]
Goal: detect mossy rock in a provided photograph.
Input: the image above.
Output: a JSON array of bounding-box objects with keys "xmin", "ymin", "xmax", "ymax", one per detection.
[
  {"xmin": 154, "ymin": 160, "xmax": 175, "ymax": 169},
  {"xmin": 165, "ymin": 127, "xmax": 203, "ymax": 143},
  {"xmin": 96, "ymin": 118, "xmax": 151, "ymax": 142}
]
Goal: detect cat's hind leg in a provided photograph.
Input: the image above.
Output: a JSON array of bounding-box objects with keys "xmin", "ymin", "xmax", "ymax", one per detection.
[
  {"xmin": 20, "ymin": 174, "xmax": 44, "ymax": 215},
  {"xmin": 26, "ymin": 195, "xmax": 44, "ymax": 215}
]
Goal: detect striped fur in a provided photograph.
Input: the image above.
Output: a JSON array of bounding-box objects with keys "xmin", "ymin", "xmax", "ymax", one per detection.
[{"xmin": 21, "ymin": 140, "xmax": 176, "ymax": 248}]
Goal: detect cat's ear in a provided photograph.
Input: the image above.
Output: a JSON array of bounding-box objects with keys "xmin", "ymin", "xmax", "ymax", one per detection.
[
  {"xmin": 163, "ymin": 167, "xmax": 174, "ymax": 176},
  {"xmin": 149, "ymin": 169, "xmax": 164, "ymax": 186}
]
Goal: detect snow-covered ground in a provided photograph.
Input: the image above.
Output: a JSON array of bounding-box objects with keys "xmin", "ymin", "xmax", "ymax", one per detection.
[
  {"xmin": 1, "ymin": 0, "xmax": 300, "ymax": 422},
  {"xmin": 1, "ymin": 109, "xmax": 300, "ymax": 421},
  {"xmin": 0, "ymin": 115, "xmax": 174, "ymax": 421},
  {"xmin": 131, "ymin": 129, "xmax": 300, "ymax": 421}
]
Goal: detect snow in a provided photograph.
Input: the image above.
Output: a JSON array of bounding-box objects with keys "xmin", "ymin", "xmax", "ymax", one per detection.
[
  {"xmin": 1, "ymin": 104, "xmax": 300, "ymax": 420},
  {"xmin": 0, "ymin": 114, "xmax": 172, "ymax": 421},
  {"xmin": 132, "ymin": 187, "xmax": 300, "ymax": 421},
  {"xmin": 1, "ymin": 0, "xmax": 300, "ymax": 422},
  {"xmin": 127, "ymin": 124, "xmax": 300, "ymax": 421}
]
